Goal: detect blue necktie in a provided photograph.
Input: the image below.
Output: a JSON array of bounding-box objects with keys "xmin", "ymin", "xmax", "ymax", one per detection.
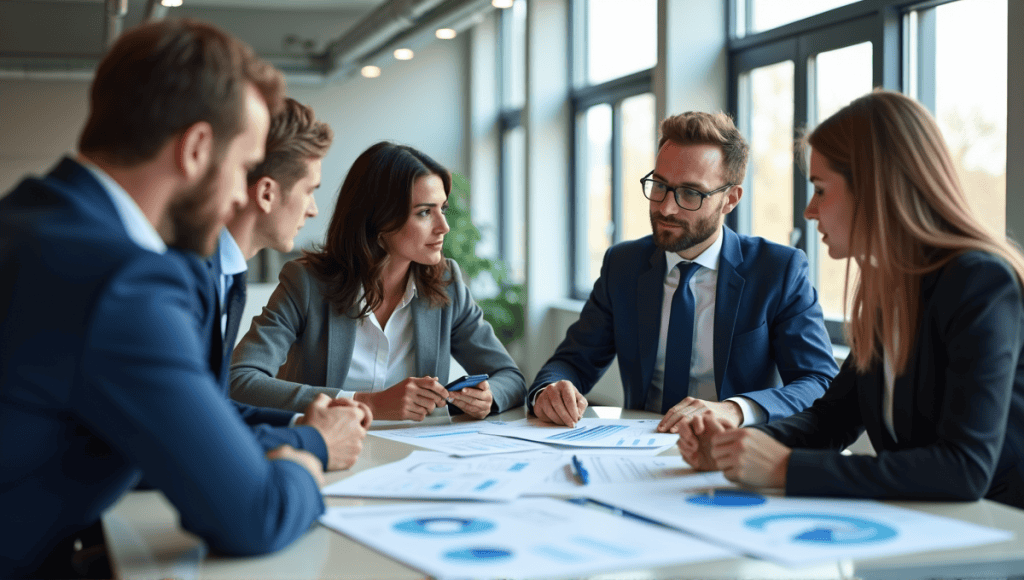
[
  {"xmin": 223, "ymin": 271, "xmax": 247, "ymax": 356},
  {"xmin": 662, "ymin": 261, "xmax": 701, "ymax": 413}
]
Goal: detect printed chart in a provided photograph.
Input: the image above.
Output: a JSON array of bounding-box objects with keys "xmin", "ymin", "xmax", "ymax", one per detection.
[
  {"xmin": 479, "ymin": 418, "xmax": 679, "ymax": 448},
  {"xmin": 369, "ymin": 422, "xmax": 551, "ymax": 457},
  {"xmin": 582, "ymin": 478, "xmax": 1013, "ymax": 566},
  {"xmin": 319, "ymin": 497, "xmax": 734, "ymax": 580},
  {"xmin": 321, "ymin": 451, "xmax": 563, "ymax": 501}
]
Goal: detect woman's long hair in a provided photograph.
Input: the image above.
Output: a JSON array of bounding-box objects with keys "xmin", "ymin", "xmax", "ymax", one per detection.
[
  {"xmin": 302, "ymin": 141, "xmax": 452, "ymax": 317},
  {"xmin": 808, "ymin": 89, "xmax": 1024, "ymax": 375}
]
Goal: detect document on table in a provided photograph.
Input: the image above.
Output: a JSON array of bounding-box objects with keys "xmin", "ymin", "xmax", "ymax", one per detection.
[
  {"xmin": 478, "ymin": 418, "xmax": 679, "ymax": 448},
  {"xmin": 583, "ymin": 478, "xmax": 1014, "ymax": 566},
  {"xmin": 369, "ymin": 422, "xmax": 552, "ymax": 457},
  {"xmin": 321, "ymin": 451, "xmax": 563, "ymax": 502},
  {"xmin": 528, "ymin": 454, "xmax": 692, "ymax": 495},
  {"xmin": 319, "ymin": 497, "xmax": 735, "ymax": 580}
]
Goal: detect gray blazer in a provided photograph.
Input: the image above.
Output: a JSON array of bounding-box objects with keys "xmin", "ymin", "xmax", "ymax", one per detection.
[{"xmin": 229, "ymin": 258, "xmax": 525, "ymax": 414}]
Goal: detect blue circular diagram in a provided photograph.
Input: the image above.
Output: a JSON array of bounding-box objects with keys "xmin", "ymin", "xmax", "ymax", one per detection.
[
  {"xmin": 393, "ymin": 517, "xmax": 496, "ymax": 536},
  {"xmin": 686, "ymin": 489, "xmax": 768, "ymax": 507},
  {"xmin": 444, "ymin": 547, "xmax": 514, "ymax": 563},
  {"xmin": 744, "ymin": 513, "xmax": 898, "ymax": 544}
]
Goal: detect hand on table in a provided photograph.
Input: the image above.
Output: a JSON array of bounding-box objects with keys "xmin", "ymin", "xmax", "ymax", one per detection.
[
  {"xmin": 676, "ymin": 412, "xmax": 732, "ymax": 471},
  {"xmin": 296, "ymin": 393, "xmax": 367, "ymax": 471},
  {"xmin": 533, "ymin": 380, "xmax": 588, "ymax": 427},
  {"xmin": 353, "ymin": 376, "xmax": 449, "ymax": 421},
  {"xmin": 448, "ymin": 380, "xmax": 494, "ymax": 419},
  {"xmin": 710, "ymin": 427, "xmax": 791, "ymax": 488},
  {"xmin": 658, "ymin": 397, "xmax": 742, "ymax": 433},
  {"xmin": 266, "ymin": 445, "xmax": 325, "ymax": 487},
  {"xmin": 327, "ymin": 396, "xmax": 373, "ymax": 428}
]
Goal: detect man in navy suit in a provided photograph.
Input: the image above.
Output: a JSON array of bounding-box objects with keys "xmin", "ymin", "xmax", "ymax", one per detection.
[
  {"xmin": 0, "ymin": 19, "xmax": 365, "ymax": 578},
  {"xmin": 529, "ymin": 111, "xmax": 838, "ymax": 431}
]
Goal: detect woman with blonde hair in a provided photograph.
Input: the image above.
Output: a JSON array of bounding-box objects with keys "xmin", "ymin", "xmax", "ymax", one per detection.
[{"xmin": 677, "ymin": 89, "xmax": 1024, "ymax": 508}]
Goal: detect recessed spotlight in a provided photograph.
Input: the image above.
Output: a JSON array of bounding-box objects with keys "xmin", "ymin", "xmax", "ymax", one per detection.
[
  {"xmin": 492, "ymin": 0, "xmax": 513, "ymax": 8},
  {"xmin": 435, "ymin": 28, "xmax": 457, "ymax": 40},
  {"xmin": 161, "ymin": 0, "xmax": 183, "ymax": 6},
  {"xmin": 393, "ymin": 48, "xmax": 414, "ymax": 61},
  {"xmin": 361, "ymin": 65, "xmax": 381, "ymax": 78}
]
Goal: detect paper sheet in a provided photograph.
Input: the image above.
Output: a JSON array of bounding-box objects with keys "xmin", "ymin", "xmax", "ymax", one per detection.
[
  {"xmin": 319, "ymin": 497, "xmax": 735, "ymax": 580},
  {"xmin": 582, "ymin": 478, "xmax": 1014, "ymax": 566},
  {"xmin": 478, "ymin": 418, "xmax": 679, "ymax": 448},
  {"xmin": 369, "ymin": 422, "xmax": 552, "ymax": 456},
  {"xmin": 321, "ymin": 451, "xmax": 563, "ymax": 502},
  {"xmin": 528, "ymin": 454, "xmax": 692, "ymax": 495}
]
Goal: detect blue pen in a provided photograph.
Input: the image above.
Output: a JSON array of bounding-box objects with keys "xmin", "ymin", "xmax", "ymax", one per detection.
[{"xmin": 571, "ymin": 455, "xmax": 590, "ymax": 485}]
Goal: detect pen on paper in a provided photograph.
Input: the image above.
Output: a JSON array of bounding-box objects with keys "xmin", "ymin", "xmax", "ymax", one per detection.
[{"xmin": 571, "ymin": 455, "xmax": 590, "ymax": 485}]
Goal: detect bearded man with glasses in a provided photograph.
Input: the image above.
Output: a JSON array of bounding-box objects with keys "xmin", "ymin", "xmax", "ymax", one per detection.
[{"xmin": 528, "ymin": 111, "xmax": 838, "ymax": 437}]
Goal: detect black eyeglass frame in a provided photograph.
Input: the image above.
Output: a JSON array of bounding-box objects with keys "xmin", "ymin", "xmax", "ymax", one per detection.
[{"xmin": 640, "ymin": 170, "xmax": 735, "ymax": 211}]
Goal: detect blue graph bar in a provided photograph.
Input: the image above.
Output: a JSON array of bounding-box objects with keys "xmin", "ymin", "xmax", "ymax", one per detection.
[
  {"xmin": 475, "ymin": 479, "xmax": 497, "ymax": 491},
  {"xmin": 545, "ymin": 425, "xmax": 628, "ymax": 441}
]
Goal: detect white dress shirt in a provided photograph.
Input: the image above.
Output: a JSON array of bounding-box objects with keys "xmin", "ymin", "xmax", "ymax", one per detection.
[
  {"xmin": 338, "ymin": 277, "xmax": 449, "ymax": 417},
  {"xmin": 644, "ymin": 227, "xmax": 767, "ymax": 426},
  {"xmin": 78, "ymin": 157, "xmax": 166, "ymax": 254}
]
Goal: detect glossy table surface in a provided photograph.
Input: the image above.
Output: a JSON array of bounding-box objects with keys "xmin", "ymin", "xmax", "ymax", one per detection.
[{"xmin": 103, "ymin": 406, "xmax": 1024, "ymax": 580}]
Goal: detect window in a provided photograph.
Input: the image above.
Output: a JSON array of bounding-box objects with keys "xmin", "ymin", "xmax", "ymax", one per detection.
[
  {"xmin": 498, "ymin": 0, "xmax": 528, "ymax": 284},
  {"xmin": 571, "ymin": 0, "xmax": 657, "ymax": 297},
  {"xmin": 731, "ymin": 0, "xmax": 1011, "ymax": 343}
]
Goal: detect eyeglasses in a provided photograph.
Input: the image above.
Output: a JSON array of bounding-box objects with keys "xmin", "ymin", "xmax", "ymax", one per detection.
[{"xmin": 640, "ymin": 170, "xmax": 734, "ymax": 211}]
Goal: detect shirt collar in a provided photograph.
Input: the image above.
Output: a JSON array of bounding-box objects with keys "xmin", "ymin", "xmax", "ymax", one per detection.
[
  {"xmin": 664, "ymin": 224, "xmax": 725, "ymax": 276},
  {"xmin": 77, "ymin": 155, "xmax": 166, "ymax": 254},
  {"xmin": 218, "ymin": 229, "xmax": 248, "ymax": 277}
]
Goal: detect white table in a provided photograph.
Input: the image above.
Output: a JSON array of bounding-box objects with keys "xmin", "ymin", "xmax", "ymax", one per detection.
[{"xmin": 103, "ymin": 406, "xmax": 1024, "ymax": 580}]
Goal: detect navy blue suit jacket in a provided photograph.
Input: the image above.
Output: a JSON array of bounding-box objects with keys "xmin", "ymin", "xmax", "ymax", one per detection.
[
  {"xmin": 529, "ymin": 228, "xmax": 838, "ymax": 420},
  {"xmin": 0, "ymin": 159, "xmax": 324, "ymax": 577},
  {"xmin": 756, "ymin": 252, "xmax": 1024, "ymax": 509}
]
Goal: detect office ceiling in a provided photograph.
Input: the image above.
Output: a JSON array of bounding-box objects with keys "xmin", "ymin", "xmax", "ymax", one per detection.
[{"xmin": 0, "ymin": 0, "xmax": 486, "ymax": 80}]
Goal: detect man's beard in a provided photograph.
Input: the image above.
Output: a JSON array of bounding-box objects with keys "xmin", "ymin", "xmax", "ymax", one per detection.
[
  {"xmin": 650, "ymin": 206, "xmax": 721, "ymax": 253},
  {"xmin": 166, "ymin": 162, "xmax": 224, "ymax": 257}
]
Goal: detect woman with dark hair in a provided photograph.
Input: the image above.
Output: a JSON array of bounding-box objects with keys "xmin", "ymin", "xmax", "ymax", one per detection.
[
  {"xmin": 676, "ymin": 90, "xmax": 1024, "ymax": 509},
  {"xmin": 230, "ymin": 141, "xmax": 526, "ymax": 420}
]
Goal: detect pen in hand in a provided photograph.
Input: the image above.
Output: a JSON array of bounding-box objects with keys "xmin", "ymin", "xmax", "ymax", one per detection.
[{"xmin": 571, "ymin": 455, "xmax": 590, "ymax": 485}]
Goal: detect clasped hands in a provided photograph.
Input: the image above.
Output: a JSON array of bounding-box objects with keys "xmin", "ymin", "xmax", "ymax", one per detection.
[
  {"xmin": 675, "ymin": 409, "xmax": 791, "ymax": 489},
  {"xmin": 271, "ymin": 393, "xmax": 374, "ymax": 486},
  {"xmin": 354, "ymin": 376, "xmax": 494, "ymax": 421}
]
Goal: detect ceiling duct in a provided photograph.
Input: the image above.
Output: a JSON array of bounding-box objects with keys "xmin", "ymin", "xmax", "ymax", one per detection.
[{"xmin": 104, "ymin": 0, "xmax": 129, "ymax": 48}]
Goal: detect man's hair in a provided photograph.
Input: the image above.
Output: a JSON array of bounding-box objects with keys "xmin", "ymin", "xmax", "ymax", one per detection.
[
  {"xmin": 247, "ymin": 97, "xmax": 333, "ymax": 193},
  {"xmin": 78, "ymin": 18, "xmax": 285, "ymax": 166},
  {"xmin": 658, "ymin": 111, "xmax": 749, "ymax": 185}
]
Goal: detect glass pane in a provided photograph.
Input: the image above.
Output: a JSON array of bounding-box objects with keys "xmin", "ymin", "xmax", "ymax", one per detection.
[
  {"xmin": 502, "ymin": 0, "xmax": 527, "ymax": 110},
  {"xmin": 578, "ymin": 104, "xmax": 613, "ymax": 291},
  {"xmin": 932, "ymin": 0, "xmax": 1007, "ymax": 234},
  {"xmin": 813, "ymin": 41, "xmax": 872, "ymax": 320},
  {"xmin": 747, "ymin": 60, "xmax": 794, "ymax": 248},
  {"xmin": 749, "ymin": 0, "xmax": 857, "ymax": 34},
  {"xmin": 621, "ymin": 93, "xmax": 657, "ymax": 242},
  {"xmin": 502, "ymin": 126, "xmax": 526, "ymax": 284},
  {"xmin": 586, "ymin": 0, "xmax": 656, "ymax": 84}
]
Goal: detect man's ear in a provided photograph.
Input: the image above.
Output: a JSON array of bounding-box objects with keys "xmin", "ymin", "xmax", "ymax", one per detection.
[
  {"xmin": 177, "ymin": 121, "xmax": 214, "ymax": 181},
  {"xmin": 722, "ymin": 184, "xmax": 743, "ymax": 215},
  {"xmin": 254, "ymin": 176, "xmax": 279, "ymax": 214}
]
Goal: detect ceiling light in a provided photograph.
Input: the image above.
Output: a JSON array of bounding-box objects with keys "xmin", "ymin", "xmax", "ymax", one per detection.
[
  {"xmin": 160, "ymin": 0, "xmax": 183, "ymax": 6},
  {"xmin": 435, "ymin": 28, "xmax": 457, "ymax": 40},
  {"xmin": 492, "ymin": 0, "xmax": 514, "ymax": 7},
  {"xmin": 393, "ymin": 48, "xmax": 414, "ymax": 61},
  {"xmin": 361, "ymin": 65, "xmax": 381, "ymax": 78}
]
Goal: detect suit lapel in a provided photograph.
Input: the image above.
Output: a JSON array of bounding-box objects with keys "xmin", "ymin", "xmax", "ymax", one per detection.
[
  {"xmin": 713, "ymin": 228, "xmax": 745, "ymax": 396},
  {"xmin": 326, "ymin": 304, "xmax": 359, "ymax": 391},
  {"xmin": 412, "ymin": 296, "xmax": 440, "ymax": 378},
  {"xmin": 637, "ymin": 249, "xmax": 667, "ymax": 398}
]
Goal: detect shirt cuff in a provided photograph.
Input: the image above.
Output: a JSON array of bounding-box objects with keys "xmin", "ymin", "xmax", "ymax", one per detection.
[
  {"xmin": 288, "ymin": 413, "xmax": 303, "ymax": 427},
  {"xmin": 336, "ymin": 390, "xmax": 356, "ymax": 400},
  {"xmin": 529, "ymin": 385, "xmax": 548, "ymax": 409},
  {"xmin": 725, "ymin": 396, "xmax": 767, "ymax": 427}
]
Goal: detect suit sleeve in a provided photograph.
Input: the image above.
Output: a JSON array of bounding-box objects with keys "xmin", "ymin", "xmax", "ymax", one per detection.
[
  {"xmin": 230, "ymin": 261, "xmax": 339, "ymax": 412},
  {"xmin": 528, "ymin": 247, "xmax": 619, "ymax": 411},
  {"xmin": 447, "ymin": 260, "xmax": 526, "ymax": 413},
  {"xmin": 764, "ymin": 256, "xmax": 1023, "ymax": 502},
  {"xmin": 77, "ymin": 256, "xmax": 323, "ymax": 556},
  {"xmin": 738, "ymin": 249, "xmax": 839, "ymax": 421}
]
